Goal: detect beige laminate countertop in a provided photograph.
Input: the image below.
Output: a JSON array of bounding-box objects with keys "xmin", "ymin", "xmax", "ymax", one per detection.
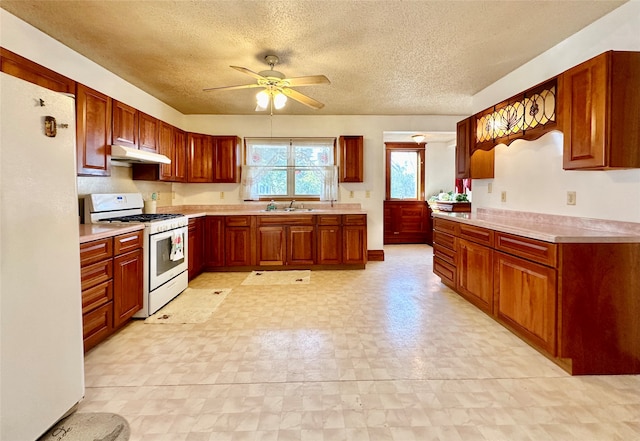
[
  {"xmin": 79, "ymin": 224, "xmax": 144, "ymax": 244},
  {"xmin": 433, "ymin": 208, "xmax": 640, "ymax": 243},
  {"xmin": 158, "ymin": 203, "xmax": 366, "ymax": 219}
]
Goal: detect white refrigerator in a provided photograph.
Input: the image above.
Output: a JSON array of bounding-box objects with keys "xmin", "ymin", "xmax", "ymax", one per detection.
[{"xmin": 1, "ymin": 73, "xmax": 85, "ymax": 440}]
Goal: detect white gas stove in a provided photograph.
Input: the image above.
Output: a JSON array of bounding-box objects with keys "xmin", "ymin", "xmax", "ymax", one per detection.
[{"xmin": 85, "ymin": 193, "xmax": 188, "ymax": 317}]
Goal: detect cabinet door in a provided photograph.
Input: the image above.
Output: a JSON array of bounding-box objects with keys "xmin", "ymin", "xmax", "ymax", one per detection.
[
  {"xmin": 343, "ymin": 225, "xmax": 366, "ymax": 265},
  {"xmin": 317, "ymin": 225, "xmax": 342, "ymax": 265},
  {"xmin": 495, "ymin": 251, "xmax": 557, "ymax": 355},
  {"xmin": 173, "ymin": 129, "xmax": 188, "ymax": 182},
  {"xmin": 204, "ymin": 216, "xmax": 225, "ymax": 267},
  {"xmin": 138, "ymin": 112, "xmax": 158, "ymax": 153},
  {"xmin": 113, "ymin": 248, "xmax": 143, "ymax": 328},
  {"xmin": 225, "ymin": 227, "xmax": 252, "ymax": 266},
  {"xmin": 212, "ymin": 136, "xmax": 240, "ymax": 183},
  {"xmin": 76, "ymin": 83, "xmax": 112, "ymax": 176},
  {"xmin": 457, "ymin": 238, "xmax": 493, "ymax": 314},
  {"xmin": 112, "ymin": 100, "xmax": 138, "ymax": 148},
  {"xmin": 455, "ymin": 118, "xmax": 471, "ymax": 178},
  {"xmin": 339, "ymin": 135, "xmax": 363, "ymax": 182},
  {"xmin": 288, "ymin": 226, "xmax": 315, "ymax": 265},
  {"xmin": 188, "ymin": 133, "xmax": 213, "ymax": 182},
  {"xmin": 257, "ymin": 226, "xmax": 286, "ymax": 266},
  {"xmin": 158, "ymin": 121, "xmax": 174, "ymax": 181},
  {"xmin": 188, "ymin": 218, "xmax": 204, "ymax": 280}
]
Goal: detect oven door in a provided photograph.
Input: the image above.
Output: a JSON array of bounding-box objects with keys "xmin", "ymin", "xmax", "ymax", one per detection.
[{"xmin": 149, "ymin": 225, "xmax": 188, "ymax": 291}]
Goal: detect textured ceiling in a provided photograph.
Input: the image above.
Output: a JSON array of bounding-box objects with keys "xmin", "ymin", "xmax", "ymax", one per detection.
[{"xmin": 1, "ymin": 1, "xmax": 626, "ymax": 116}]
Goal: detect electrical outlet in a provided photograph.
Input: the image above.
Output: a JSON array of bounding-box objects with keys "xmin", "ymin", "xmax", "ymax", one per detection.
[
  {"xmin": 501, "ymin": 191, "xmax": 507, "ymax": 203},
  {"xmin": 365, "ymin": 190, "xmax": 371, "ymax": 198},
  {"xmin": 488, "ymin": 183, "xmax": 493, "ymax": 194},
  {"xmin": 220, "ymin": 191, "xmax": 224, "ymax": 199},
  {"xmin": 349, "ymin": 191, "xmax": 354, "ymax": 198},
  {"xmin": 567, "ymin": 191, "xmax": 576, "ymax": 205}
]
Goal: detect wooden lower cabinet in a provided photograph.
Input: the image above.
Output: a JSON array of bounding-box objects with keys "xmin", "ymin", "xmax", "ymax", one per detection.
[
  {"xmin": 288, "ymin": 226, "xmax": 315, "ymax": 265},
  {"xmin": 383, "ymin": 201, "xmax": 431, "ymax": 244},
  {"xmin": 457, "ymin": 238, "xmax": 493, "ymax": 314},
  {"xmin": 343, "ymin": 224, "xmax": 366, "ymax": 265},
  {"xmin": 188, "ymin": 217, "xmax": 204, "ymax": 279},
  {"xmin": 225, "ymin": 226, "xmax": 252, "ymax": 266},
  {"xmin": 204, "ymin": 216, "xmax": 225, "ymax": 268},
  {"xmin": 113, "ymin": 248, "xmax": 143, "ymax": 328},
  {"xmin": 317, "ymin": 225, "xmax": 342, "ymax": 265},
  {"xmin": 80, "ymin": 230, "xmax": 143, "ymax": 351},
  {"xmin": 257, "ymin": 226, "xmax": 286, "ymax": 265},
  {"xmin": 494, "ymin": 251, "xmax": 557, "ymax": 355}
]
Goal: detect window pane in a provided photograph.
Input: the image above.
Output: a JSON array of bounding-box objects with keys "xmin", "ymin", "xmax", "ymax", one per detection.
[
  {"xmin": 294, "ymin": 169, "xmax": 322, "ymax": 196},
  {"xmin": 247, "ymin": 143, "xmax": 287, "ymax": 166},
  {"xmin": 258, "ymin": 168, "xmax": 287, "ymax": 196},
  {"xmin": 390, "ymin": 151, "xmax": 418, "ymax": 199}
]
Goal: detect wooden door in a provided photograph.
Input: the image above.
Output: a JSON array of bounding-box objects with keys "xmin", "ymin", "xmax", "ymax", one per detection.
[
  {"xmin": 112, "ymin": 100, "xmax": 138, "ymax": 148},
  {"xmin": 188, "ymin": 217, "xmax": 204, "ymax": 280},
  {"xmin": 212, "ymin": 136, "xmax": 240, "ymax": 183},
  {"xmin": 339, "ymin": 135, "xmax": 363, "ymax": 182},
  {"xmin": 138, "ymin": 112, "xmax": 158, "ymax": 153},
  {"xmin": 173, "ymin": 129, "xmax": 188, "ymax": 182},
  {"xmin": 457, "ymin": 238, "xmax": 493, "ymax": 314},
  {"xmin": 561, "ymin": 52, "xmax": 608, "ymax": 169},
  {"xmin": 343, "ymin": 225, "xmax": 366, "ymax": 265},
  {"xmin": 257, "ymin": 226, "xmax": 286, "ymax": 266},
  {"xmin": 317, "ymin": 225, "xmax": 342, "ymax": 265},
  {"xmin": 188, "ymin": 133, "xmax": 213, "ymax": 182},
  {"xmin": 495, "ymin": 251, "xmax": 557, "ymax": 355},
  {"xmin": 455, "ymin": 118, "xmax": 471, "ymax": 178},
  {"xmin": 76, "ymin": 83, "xmax": 112, "ymax": 176},
  {"xmin": 204, "ymin": 216, "xmax": 225, "ymax": 267},
  {"xmin": 288, "ymin": 226, "xmax": 315, "ymax": 265},
  {"xmin": 225, "ymin": 227, "xmax": 252, "ymax": 266},
  {"xmin": 113, "ymin": 248, "xmax": 143, "ymax": 328},
  {"xmin": 158, "ymin": 121, "xmax": 174, "ymax": 181}
]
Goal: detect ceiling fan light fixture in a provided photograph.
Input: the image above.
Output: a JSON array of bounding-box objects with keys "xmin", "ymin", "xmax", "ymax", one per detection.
[
  {"xmin": 412, "ymin": 134, "xmax": 426, "ymax": 143},
  {"xmin": 273, "ymin": 92, "xmax": 287, "ymax": 109},
  {"xmin": 256, "ymin": 90, "xmax": 270, "ymax": 110}
]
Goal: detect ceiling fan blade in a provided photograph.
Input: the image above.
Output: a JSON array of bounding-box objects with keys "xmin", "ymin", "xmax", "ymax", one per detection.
[
  {"xmin": 284, "ymin": 75, "xmax": 331, "ymax": 87},
  {"xmin": 279, "ymin": 87, "xmax": 325, "ymax": 110},
  {"xmin": 203, "ymin": 83, "xmax": 262, "ymax": 92},
  {"xmin": 230, "ymin": 66, "xmax": 268, "ymax": 81}
]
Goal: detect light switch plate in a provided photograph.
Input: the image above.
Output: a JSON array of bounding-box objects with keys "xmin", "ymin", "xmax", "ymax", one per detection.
[
  {"xmin": 567, "ymin": 191, "xmax": 576, "ymax": 205},
  {"xmin": 501, "ymin": 191, "xmax": 507, "ymax": 203}
]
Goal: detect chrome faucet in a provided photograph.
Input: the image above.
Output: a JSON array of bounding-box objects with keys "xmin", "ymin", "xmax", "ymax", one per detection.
[{"xmin": 288, "ymin": 200, "xmax": 296, "ymax": 210}]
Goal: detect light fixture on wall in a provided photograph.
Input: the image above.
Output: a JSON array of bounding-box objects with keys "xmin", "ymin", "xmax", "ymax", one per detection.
[
  {"xmin": 256, "ymin": 88, "xmax": 288, "ymax": 111},
  {"xmin": 412, "ymin": 134, "xmax": 426, "ymax": 143}
]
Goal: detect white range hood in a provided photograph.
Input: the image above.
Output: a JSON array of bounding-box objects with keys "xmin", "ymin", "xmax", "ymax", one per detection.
[{"xmin": 110, "ymin": 144, "xmax": 171, "ymax": 165}]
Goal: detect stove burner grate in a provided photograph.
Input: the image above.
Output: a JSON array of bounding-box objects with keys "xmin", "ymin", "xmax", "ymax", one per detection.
[{"xmin": 101, "ymin": 213, "xmax": 184, "ymax": 223}]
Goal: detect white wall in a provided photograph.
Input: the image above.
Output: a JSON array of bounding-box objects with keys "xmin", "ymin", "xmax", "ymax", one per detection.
[
  {"xmin": 471, "ymin": 1, "xmax": 640, "ymax": 222},
  {"xmin": 425, "ymin": 141, "xmax": 456, "ymax": 198}
]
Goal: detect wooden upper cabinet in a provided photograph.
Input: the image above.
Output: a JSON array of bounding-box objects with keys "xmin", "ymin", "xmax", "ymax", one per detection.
[
  {"xmin": 173, "ymin": 128, "xmax": 188, "ymax": 182},
  {"xmin": 76, "ymin": 83, "xmax": 112, "ymax": 176},
  {"xmin": 158, "ymin": 121, "xmax": 174, "ymax": 181},
  {"xmin": 1, "ymin": 48, "xmax": 75, "ymax": 93},
  {"xmin": 188, "ymin": 133, "xmax": 213, "ymax": 182},
  {"xmin": 212, "ymin": 136, "xmax": 241, "ymax": 183},
  {"xmin": 138, "ymin": 112, "xmax": 158, "ymax": 153},
  {"xmin": 561, "ymin": 51, "xmax": 640, "ymax": 169},
  {"xmin": 112, "ymin": 100, "xmax": 138, "ymax": 148},
  {"xmin": 339, "ymin": 135, "xmax": 364, "ymax": 182},
  {"xmin": 456, "ymin": 117, "xmax": 494, "ymax": 179}
]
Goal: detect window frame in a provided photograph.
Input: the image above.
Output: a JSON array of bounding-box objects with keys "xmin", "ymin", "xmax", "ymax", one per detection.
[
  {"xmin": 244, "ymin": 137, "xmax": 337, "ymax": 201},
  {"xmin": 384, "ymin": 142, "xmax": 426, "ymax": 201}
]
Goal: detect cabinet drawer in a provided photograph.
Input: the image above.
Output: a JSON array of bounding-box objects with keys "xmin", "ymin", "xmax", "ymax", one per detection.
[
  {"xmin": 82, "ymin": 279, "xmax": 113, "ymax": 314},
  {"xmin": 433, "ymin": 257, "xmax": 456, "ymax": 287},
  {"xmin": 495, "ymin": 232, "xmax": 557, "ymax": 267},
  {"xmin": 433, "ymin": 218, "xmax": 458, "ymax": 235},
  {"xmin": 80, "ymin": 238, "xmax": 113, "ymax": 266},
  {"xmin": 81, "ymin": 259, "xmax": 113, "ymax": 291},
  {"xmin": 343, "ymin": 214, "xmax": 366, "ymax": 226},
  {"xmin": 433, "ymin": 230, "xmax": 456, "ymax": 250},
  {"xmin": 114, "ymin": 230, "xmax": 143, "ymax": 255},
  {"xmin": 83, "ymin": 302, "xmax": 113, "ymax": 352},
  {"xmin": 317, "ymin": 214, "xmax": 341, "ymax": 225},
  {"xmin": 226, "ymin": 215, "xmax": 251, "ymax": 227},
  {"xmin": 459, "ymin": 223, "xmax": 493, "ymax": 246},
  {"xmin": 258, "ymin": 215, "xmax": 314, "ymax": 226},
  {"xmin": 433, "ymin": 243, "xmax": 456, "ymax": 266}
]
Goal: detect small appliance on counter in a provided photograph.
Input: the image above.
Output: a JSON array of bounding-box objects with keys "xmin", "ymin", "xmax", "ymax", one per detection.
[{"xmin": 84, "ymin": 193, "xmax": 188, "ymax": 317}]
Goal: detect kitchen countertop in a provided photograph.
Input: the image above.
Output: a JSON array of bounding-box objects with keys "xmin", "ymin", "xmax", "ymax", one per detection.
[
  {"xmin": 433, "ymin": 208, "xmax": 640, "ymax": 243},
  {"xmin": 158, "ymin": 203, "xmax": 366, "ymax": 219},
  {"xmin": 79, "ymin": 224, "xmax": 144, "ymax": 244}
]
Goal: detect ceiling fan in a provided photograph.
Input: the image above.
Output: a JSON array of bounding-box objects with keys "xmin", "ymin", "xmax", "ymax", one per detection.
[{"xmin": 203, "ymin": 55, "xmax": 330, "ymax": 112}]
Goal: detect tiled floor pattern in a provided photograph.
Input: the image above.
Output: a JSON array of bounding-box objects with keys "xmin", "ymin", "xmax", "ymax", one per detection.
[{"xmin": 80, "ymin": 245, "xmax": 640, "ymax": 440}]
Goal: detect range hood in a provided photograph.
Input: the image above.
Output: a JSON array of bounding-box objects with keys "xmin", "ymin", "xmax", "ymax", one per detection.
[{"xmin": 110, "ymin": 144, "xmax": 171, "ymax": 165}]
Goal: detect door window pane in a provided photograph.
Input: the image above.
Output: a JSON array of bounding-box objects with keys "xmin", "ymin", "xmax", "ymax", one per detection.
[{"xmin": 390, "ymin": 151, "xmax": 418, "ymax": 199}]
